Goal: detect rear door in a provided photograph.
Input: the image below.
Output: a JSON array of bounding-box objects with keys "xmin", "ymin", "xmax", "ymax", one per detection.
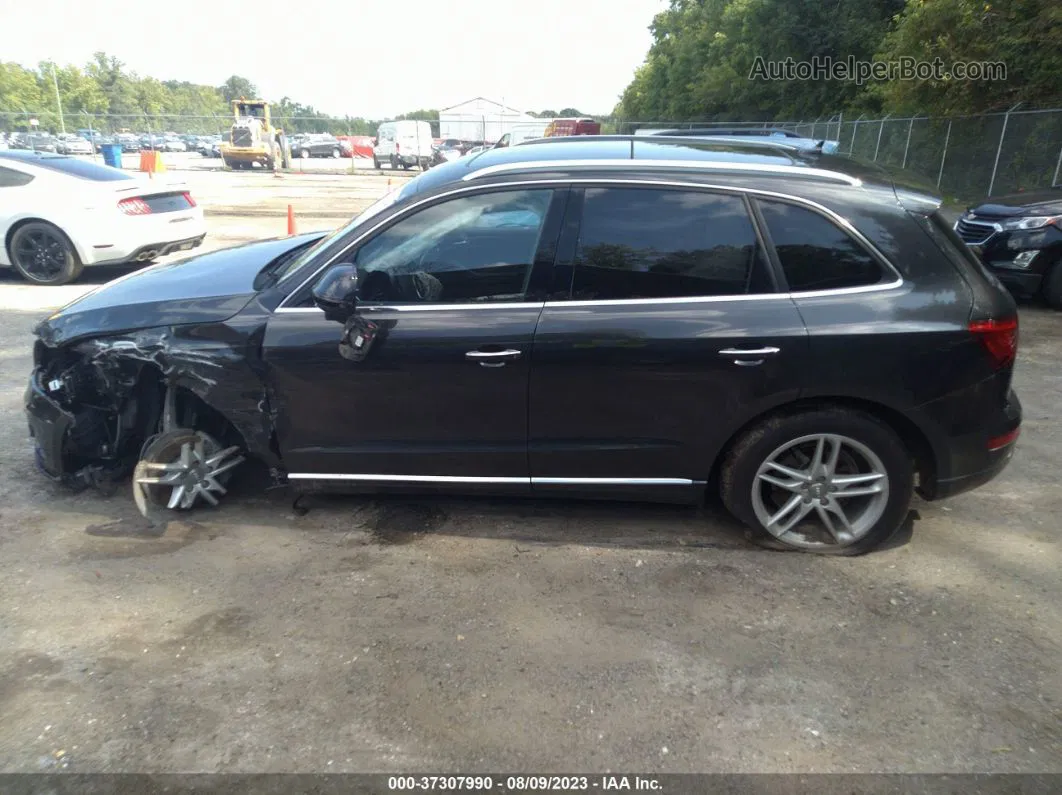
[{"xmin": 528, "ymin": 184, "xmax": 810, "ymax": 497}]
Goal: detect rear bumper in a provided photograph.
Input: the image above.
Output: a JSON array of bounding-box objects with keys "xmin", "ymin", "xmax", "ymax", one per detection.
[
  {"xmin": 918, "ymin": 388, "xmax": 1021, "ymax": 501},
  {"xmin": 89, "ymin": 230, "xmax": 206, "ymax": 266},
  {"xmin": 992, "ymin": 269, "xmax": 1043, "ymax": 297}
]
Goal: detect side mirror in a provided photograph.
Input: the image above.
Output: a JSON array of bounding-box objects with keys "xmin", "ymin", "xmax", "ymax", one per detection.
[{"xmin": 312, "ymin": 263, "xmax": 359, "ymax": 323}]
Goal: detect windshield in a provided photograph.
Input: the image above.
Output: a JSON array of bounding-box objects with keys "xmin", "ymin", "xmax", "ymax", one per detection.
[{"xmin": 273, "ymin": 183, "xmax": 412, "ymax": 284}]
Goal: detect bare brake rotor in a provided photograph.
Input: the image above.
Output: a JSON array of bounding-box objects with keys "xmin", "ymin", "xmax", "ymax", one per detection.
[{"xmin": 133, "ymin": 429, "xmax": 245, "ymax": 519}]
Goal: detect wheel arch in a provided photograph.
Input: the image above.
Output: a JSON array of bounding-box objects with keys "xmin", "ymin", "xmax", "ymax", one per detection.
[
  {"xmin": 4, "ymin": 216, "xmax": 89, "ymax": 267},
  {"xmin": 706, "ymin": 395, "xmax": 939, "ymax": 498}
]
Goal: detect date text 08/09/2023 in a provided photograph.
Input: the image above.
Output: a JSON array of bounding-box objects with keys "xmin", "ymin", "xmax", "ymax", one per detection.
[{"xmin": 387, "ymin": 776, "xmax": 663, "ymax": 791}]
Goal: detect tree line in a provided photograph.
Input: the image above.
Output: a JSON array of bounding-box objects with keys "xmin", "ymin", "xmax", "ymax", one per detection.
[
  {"xmin": 615, "ymin": 0, "xmax": 1062, "ymax": 122},
  {"xmin": 0, "ymin": 53, "xmax": 592, "ymax": 137},
  {"xmin": 0, "ymin": 53, "xmax": 383, "ymax": 135}
]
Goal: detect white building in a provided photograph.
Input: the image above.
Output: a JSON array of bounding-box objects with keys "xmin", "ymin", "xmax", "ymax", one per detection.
[{"xmin": 438, "ymin": 97, "xmax": 540, "ymax": 143}]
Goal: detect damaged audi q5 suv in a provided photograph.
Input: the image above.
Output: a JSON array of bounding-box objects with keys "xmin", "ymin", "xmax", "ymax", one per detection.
[{"xmin": 26, "ymin": 136, "xmax": 1022, "ymax": 554}]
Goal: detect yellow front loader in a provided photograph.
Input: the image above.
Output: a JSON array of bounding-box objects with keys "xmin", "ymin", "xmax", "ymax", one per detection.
[{"xmin": 219, "ymin": 99, "xmax": 291, "ymax": 170}]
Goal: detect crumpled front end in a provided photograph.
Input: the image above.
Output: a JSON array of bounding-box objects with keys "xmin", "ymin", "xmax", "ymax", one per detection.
[
  {"xmin": 25, "ymin": 323, "xmax": 282, "ymax": 493},
  {"xmin": 26, "ymin": 337, "xmax": 165, "ymax": 488}
]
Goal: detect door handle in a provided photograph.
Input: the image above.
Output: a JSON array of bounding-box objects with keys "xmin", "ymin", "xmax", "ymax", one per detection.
[
  {"xmin": 718, "ymin": 347, "xmax": 781, "ymax": 357},
  {"xmin": 718, "ymin": 346, "xmax": 780, "ymax": 367},
  {"xmin": 466, "ymin": 348, "xmax": 522, "ymax": 368}
]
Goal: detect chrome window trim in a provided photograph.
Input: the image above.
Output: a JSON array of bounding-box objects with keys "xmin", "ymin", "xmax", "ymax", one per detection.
[
  {"xmin": 276, "ymin": 177, "xmax": 900, "ymax": 313},
  {"xmin": 277, "ymin": 302, "xmax": 545, "ymax": 315},
  {"xmin": 463, "ymin": 160, "xmax": 862, "ymax": 187},
  {"xmin": 287, "ymin": 473, "xmax": 699, "ymax": 486}
]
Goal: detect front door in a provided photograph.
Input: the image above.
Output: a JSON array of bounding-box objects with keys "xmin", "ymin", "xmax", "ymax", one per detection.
[
  {"xmin": 263, "ymin": 186, "xmax": 567, "ymax": 488},
  {"xmin": 529, "ymin": 185, "xmax": 810, "ymax": 497}
]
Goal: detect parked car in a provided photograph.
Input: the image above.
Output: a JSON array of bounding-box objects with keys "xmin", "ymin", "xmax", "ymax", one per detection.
[
  {"xmin": 954, "ymin": 185, "xmax": 1062, "ymax": 308},
  {"xmin": 372, "ymin": 120, "xmax": 433, "ymax": 170},
  {"xmin": 429, "ymin": 143, "xmax": 464, "ymax": 167},
  {"xmin": 337, "ymin": 135, "xmax": 375, "ymax": 159},
  {"xmin": 116, "ymin": 134, "xmax": 142, "ymax": 153},
  {"xmin": 19, "ymin": 134, "xmax": 59, "ymax": 153},
  {"xmin": 636, "ymin": 126, "xmax": 841, "ymax": 154},
  {"xmin": 20, "ymin": 136, "xmax": 1021, "ymax": 554},
  {"xmin": 92, "ymin": 135, "xmax": 115, "ymax": 153},
  {"xmin": 0, "ymin": 150, "xmax": 206, "ymax": 286},
  {"xmin": 289, "ymin": 133, "xmax": 343, "ymax": 159},
  {"xmin": 56, "ymin": 134, "xmax": 94, "ymax": 155},
  {"xmin": 160, "ymin": 136, "xmax": 187, "ymax": 152},
  {"xmin": 544, "ymin": 117, "xmax": 601, "ymax": 136},
  {"xmin": 492, "ymin": 123, "xmax": 550, "ymax": 149},
  {"xmin": 198, "ymin": 136, "xmax": 223, "ymax": 157}
]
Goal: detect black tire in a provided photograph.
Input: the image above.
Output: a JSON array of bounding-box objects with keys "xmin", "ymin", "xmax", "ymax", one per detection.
[
  {"xmin": 1041, "ymin": 259, "xmax": 1062, "ymax": 310},
  {"xmin": 719, "ymin": 408, "xmax": 914, "ymax": 555},
  {"xmin": 401, "ymin": 161, "xmax": 410, "ymax": 170},
  {"xmin": 8, "ymin": 221, "xmax": 84, "ymax": 285},
  {"xmin": 390, "ymin": 155, "xmax": 398, "ymax": 170},
  {"xmin": 373, "ymin": 155, "xmax": 380, "ymax": 169}
]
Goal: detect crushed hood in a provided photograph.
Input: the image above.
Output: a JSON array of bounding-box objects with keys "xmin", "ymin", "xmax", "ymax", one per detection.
[{"xmin": 36, "ymin": 233, "xmax": 324, "ymax": 347}]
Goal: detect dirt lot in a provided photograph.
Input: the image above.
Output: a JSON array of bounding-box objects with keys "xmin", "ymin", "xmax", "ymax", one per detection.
[{"xmin": 0, "ymin": 170, "xmax": 1060, "ymax": 774}]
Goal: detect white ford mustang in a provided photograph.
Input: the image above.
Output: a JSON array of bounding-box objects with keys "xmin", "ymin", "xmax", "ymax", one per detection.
[{"xmin": 0, "ymin": 151, "xmax": 207, "ymax": 285}]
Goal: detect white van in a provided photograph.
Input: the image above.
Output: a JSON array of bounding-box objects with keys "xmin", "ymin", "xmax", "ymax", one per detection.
[
  {"xmin": 372, "ymin": 120, "xmax": 434, "ymax": 170},
  {"xmin": 492, "ymin": 122, "xmax": 550, "ymax": 149}
]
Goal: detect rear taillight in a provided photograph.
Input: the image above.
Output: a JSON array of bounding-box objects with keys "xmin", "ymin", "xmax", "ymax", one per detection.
[
  {"xmin": 969, "ymin": 316, "xmax": 1019, "ymax": 369},
  {"xmin": 182, "ymin": 191, "xmax": 196, "ymax": 207},
  {"xmin": 118, "ymin": 197, "xmax": 151, "ymax": 215},
  {"xmin": 988, "ymin": 427, "xmax": 1020, "ymax": 451}
]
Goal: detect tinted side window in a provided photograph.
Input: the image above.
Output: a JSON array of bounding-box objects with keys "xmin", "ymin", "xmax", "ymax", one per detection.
[
  {"xmin": 0, "ymin": 166, "xmax": 34, "ymax": 187},
  {"xmin": 758, "ymin": 200, "xmax": 885, "ymax": 292},
  {"xmin": 572, "ymin": 188, "xmax": 769, "ymax": 300},
  {"xmin": 353, "ymin": 189, "xmax": 553, "ymax": 304}
]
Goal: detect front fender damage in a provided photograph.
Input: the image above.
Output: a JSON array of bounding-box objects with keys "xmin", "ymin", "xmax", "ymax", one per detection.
[{"xmin": 27, "ymin": 323, "xmax": 283, "ymax": 494}]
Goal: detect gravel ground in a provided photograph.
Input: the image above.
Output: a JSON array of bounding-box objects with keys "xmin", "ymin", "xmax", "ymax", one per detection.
[{"xmin": 0, "ymin": 171, "xmax": 1059, "ymax": 774}]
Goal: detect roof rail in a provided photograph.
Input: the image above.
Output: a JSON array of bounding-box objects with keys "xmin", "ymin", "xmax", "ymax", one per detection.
[
  {"xmin": 463, "ymin": 158, "xmax": 862, "ymax": 187},
  {"xmin": 524, "ymin": 134, "xmax": 817, "ymax": 152}
]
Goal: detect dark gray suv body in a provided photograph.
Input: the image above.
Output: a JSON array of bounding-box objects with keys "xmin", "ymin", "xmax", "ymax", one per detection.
[{"xmin": 25, "ymin": 136, "xmax": 1021, "ymax": 554}]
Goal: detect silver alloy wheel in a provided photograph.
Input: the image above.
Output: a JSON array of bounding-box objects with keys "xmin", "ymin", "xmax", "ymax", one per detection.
[
  {"xmin": 134, "ymin": 431, "xmax": 244, "ymax": 511},
  {"xmin": 751, "ymin": 433, "xmax": 889, "ymax": 549}
]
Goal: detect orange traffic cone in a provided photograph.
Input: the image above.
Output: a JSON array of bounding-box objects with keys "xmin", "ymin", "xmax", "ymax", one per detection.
[{"xmin": 287, "ymin": 204, "xmax": 297, "ymax": 236}]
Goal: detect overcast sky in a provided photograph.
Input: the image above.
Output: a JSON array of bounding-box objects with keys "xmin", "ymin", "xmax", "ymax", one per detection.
[{"xmin": 1, "ymin": 0, "xmax": 668, "ymax": 117}]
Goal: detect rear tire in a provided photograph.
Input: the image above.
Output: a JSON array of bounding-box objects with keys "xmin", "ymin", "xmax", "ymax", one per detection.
[
  {"xmin": 719, "ymin": 408, "xmax": 913, "ymax": 555},
  {"xmin": 301, "ymin": 148, "xmax": 310, "ymax": 159},
  {"xmin": 332, "ymin": 147, "xmax": 340, "ymax": 158},
  {"xmin": 1041, "ymin": 258, "xmax": 1062, "ymax": 309},
  {"xmin": 373, "ymin": 155, "xmax": 380, "ymax": 169},
  {"xmin": 8, "ymin": 221, "xmax": 84, "ymax": 285}
]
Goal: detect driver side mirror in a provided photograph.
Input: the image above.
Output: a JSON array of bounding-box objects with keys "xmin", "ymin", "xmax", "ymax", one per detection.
[{"xmin": 312, "ymin": 263, "xmax": 359, "ymax": 323}]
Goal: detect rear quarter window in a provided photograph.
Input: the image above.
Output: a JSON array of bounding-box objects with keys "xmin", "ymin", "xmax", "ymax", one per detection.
[{"xmin": 757, "ymin": 199, "xmax": 887, "ymax": 292}]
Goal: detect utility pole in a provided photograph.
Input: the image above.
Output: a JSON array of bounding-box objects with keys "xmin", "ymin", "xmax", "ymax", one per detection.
[{"xmin": 51, "ymin": 62, "xmax": 66, "ymax": 134}]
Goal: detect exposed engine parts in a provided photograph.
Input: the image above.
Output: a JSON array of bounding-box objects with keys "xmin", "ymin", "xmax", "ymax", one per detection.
[{"xmin": 26, "ymin": 325, "xmax": 273, "ymax": 520}]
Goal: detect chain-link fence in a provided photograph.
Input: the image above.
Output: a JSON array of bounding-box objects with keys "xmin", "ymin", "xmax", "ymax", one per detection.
[{"xmin": 606, "ymin": 110, "xmax": 1062, "ymax": 201}]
